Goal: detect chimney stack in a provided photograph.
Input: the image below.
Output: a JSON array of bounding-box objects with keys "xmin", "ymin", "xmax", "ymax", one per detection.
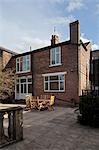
[
  {"xmin": 51, "ymin": 35, "xmax": 60, "ymax": 46},
  {"xmin": 70, "ymin": 20, "xmax": 80, "ymax": 44}
]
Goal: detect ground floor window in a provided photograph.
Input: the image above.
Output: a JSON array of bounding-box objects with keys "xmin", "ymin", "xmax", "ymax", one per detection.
[
  {"xmin": 43, "ymin": 72, "xmax": 66, "ymax": 92},
  {"xmin": 15, "ymin": 76, "xmax": 32, "ymax": 99}
]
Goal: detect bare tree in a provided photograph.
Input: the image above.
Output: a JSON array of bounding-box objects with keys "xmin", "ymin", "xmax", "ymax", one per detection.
[{"xmin": 0, "ymin": 67, "xmax": 15, "ymax": 101}]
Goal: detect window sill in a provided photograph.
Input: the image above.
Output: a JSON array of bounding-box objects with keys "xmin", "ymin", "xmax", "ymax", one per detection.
[
  {"xmin": 44, "ymin": 90, "xmax": 65, "ymax": 93},
  {"xmin": 16, "ymin": 70, "xmax": 30, "ymax": 74},
  {"xmin": 49, "ymin": 63, "xmax": 62, "ymax": 67}
]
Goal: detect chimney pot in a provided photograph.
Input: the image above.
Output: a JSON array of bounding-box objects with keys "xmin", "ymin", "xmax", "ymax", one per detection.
[{"xmin": 51, "ymin": 35, "xmax": 60, "ymax": 46}]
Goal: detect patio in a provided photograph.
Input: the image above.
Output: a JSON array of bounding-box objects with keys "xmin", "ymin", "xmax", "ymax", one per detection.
[{"xmin": 1, "ymin": 106, "xmax": 99, "ymax": 150}]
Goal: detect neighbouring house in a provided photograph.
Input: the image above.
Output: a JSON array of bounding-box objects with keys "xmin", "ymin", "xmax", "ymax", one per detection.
[
  {"xmin": 90, "ymin": 50, "xmax": 99, "ymax": 95},
  {"xmin": 14, "ymin": 20, "xmax": 91, "ymax": 104},
  {"xmin": 0, "ymin": 46, "xmax": 17, "ymax": 70},
  {"xmin": 0, "ymin": 47, "xmax": 17, "ymax": 101}
]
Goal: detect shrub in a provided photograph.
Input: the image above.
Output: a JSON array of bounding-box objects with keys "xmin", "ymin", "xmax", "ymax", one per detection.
[
  {"xmin": 0, "ymin": 68, "xmax": 15, "ymax": 101},
  {"xmin": 78, "ymin": 95, "xmax": 99, "ymax": 127}
]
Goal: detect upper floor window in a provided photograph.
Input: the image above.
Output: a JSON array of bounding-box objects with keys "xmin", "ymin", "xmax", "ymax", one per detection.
[
  {"xmin": 16, "ymin": 55, "xmax": 30, "ymax": 73},
  {"xmin": 50, "ymin": 47, "xmax": 61, "ymax": 66}
]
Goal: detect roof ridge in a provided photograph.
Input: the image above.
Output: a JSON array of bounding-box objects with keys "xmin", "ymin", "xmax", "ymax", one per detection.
[{"xmin": 0, "ymin": 46, "xmax": 18, "ymax": 55}]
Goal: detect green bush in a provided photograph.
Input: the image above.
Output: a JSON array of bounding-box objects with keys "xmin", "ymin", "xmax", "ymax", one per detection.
[{"xmin": 78, "ymin": 95, "xmax": 99, "ymax": 127}]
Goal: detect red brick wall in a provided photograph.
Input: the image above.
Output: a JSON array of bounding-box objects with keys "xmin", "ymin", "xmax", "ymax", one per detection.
[
  {"xmin": 70, "ymin": 20, "xmax": 80, "ymax": 44},
  {"xmin": 32, "ymin": 43, "xmax": 79, "ymax": 104},
  {"xmin": 78, "ymin": 43, "xmax": 91, "ymax": 96},
  {"xmin": 3, "ymin": 51, "xmax": 12, "ymax": 69},
  {"xmin": 4, "ymin": 57, "xmax": 16, "ymax": 70}
]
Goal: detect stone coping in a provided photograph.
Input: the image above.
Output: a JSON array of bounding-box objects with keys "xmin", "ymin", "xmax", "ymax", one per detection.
[{"xmin": 0, "ymin": 103, "xmax": 24, "ymax": 112}]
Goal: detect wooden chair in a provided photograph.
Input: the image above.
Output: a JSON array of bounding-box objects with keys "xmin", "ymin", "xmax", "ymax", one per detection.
[
  {"xmin": 37, "ymin": 99, "xmax": 45, "ymax": 111},
  {"xmin": 25, "ymin": 95, "xmax": 31, "ymax": 110},
  {"xmin": 46, "ymin": 96, "xmax": 55, "ymax": 110},
  {"xmin": 30, "ymin": 96, "xmax": 38, "ymax": 110}
]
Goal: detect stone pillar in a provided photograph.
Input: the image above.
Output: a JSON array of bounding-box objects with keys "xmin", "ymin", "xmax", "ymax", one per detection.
[
  {"xmin": 13, "ymin": 109, "xmax": 23, "ymax": 141},
  {"xmin": 8, "ymin": 112, "xmax": 14, "ymax": 140},
  {"xmin": 0, "ymin": 106, "xmax": 23, "ymax": 148}
]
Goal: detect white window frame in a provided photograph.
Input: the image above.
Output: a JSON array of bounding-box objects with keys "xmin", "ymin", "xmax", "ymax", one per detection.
[
  {"xmin": 50, "ymin": 47, "xmax": 61, "ymax": 67},
  {"xmin": 16, "ymin": 58, "xmax": 20, "ymax": 72},
  {"xmin": 15, "ymin": 76, "xmax": 32, "ymax": 95},
  {"xmin": 42, "ymin": 72, "xmax": 67, "ymax": 92},
  {"xmin": 16, "ymin": 55, "xmax": 31, "ymax": 73}
]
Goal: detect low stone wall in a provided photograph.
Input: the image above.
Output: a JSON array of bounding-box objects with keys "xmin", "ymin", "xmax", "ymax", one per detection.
[{"xmin": 0, "ymin": 105, "xmax": 23, "ymax": 148}]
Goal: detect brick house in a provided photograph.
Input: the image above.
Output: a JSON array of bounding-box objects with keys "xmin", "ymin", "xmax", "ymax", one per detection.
[
  {"xmin": 90, "ymin": 50, "xmax": 99, "ymax": 94},
  {"xmin": 15, "ymin": 20, "xmax": 91, "ymax": 104},
  {"xmin": 0, "ymin": 47, "xmax": 17, "ymax": 101},
  {"xmin": 0, "ymin": 46, "xmax": 17, "ymax": 71}
]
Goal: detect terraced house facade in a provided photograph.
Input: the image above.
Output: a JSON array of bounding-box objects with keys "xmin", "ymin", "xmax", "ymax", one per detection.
[
  {"xmin": 15, "ymin": 21, "xmax": 91, "ymax": 104},
  {"xmin": 0, "ymin": 46, "xmax": 16, "ymax": 71}
]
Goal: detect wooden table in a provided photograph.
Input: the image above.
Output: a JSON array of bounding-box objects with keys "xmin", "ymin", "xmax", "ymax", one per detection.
[{"xmin": 37, "ymin": 99, "xmax": 50, "ymax": 110}]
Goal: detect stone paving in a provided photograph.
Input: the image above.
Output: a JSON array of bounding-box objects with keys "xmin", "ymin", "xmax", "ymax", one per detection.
[{"xmin": 2, "ymin": 106, "xmax": 99, "ymax": 150}]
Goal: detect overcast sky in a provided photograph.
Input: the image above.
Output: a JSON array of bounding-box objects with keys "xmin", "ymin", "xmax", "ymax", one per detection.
[{"xmin": 0, "ymin": 0, "xmax": 99, "ymax": 53}]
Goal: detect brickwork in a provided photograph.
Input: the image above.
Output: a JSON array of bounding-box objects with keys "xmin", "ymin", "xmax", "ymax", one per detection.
[
  {"xmin": 0, "ymin": 47, "xmax": 17, "ymax": 101},
  {"xmin": 70, "ymin": 20, "xmax": 80, "ymax": 44},
  {"xmin": 78, "ymin": 43, "xmax": 91, "ymax": 96},
  {"xmin": 32, "ymin": 43, "xmax": 79, "ymax": 103},
  {"xmin": 14, "ymin": 20, "xmax": 91, "ymax": 104},
  {"xmin": 4, "ymin": 56, "xmax": 16, "ymax": 71},
  {"xmin": 0, "ymin": 47, "xmax": 16, "ymax": 71},
  {"xmin": 2, "ymin": 51, "xmax": 12, "ymax": 69}
]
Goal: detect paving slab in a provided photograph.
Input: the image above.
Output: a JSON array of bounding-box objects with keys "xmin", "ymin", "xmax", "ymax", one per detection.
[{"xmin": 1, "ymin": 106, "xmax": 99, "ymax": 150}]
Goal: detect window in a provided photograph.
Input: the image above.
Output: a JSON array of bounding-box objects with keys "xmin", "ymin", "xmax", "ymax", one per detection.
[
  {"xmin": 50, "ymin": 47, "xmax": 61, "ymax": 66},
  {"xmin": 16, "ymin": 55, "xmax": 30, "ymax": 73},
  {"xmin": 16, "ymin": 76, "xmax": 32, "ymax": 94},
  {"xmin": 44, "ymin": 73, "xmax": 65, "ymax": 92},
  {"xmin": 28, "ymin": 77, "xmax": 32, "ymax": 93},
  {"xmin": 28, "ymin": 84, "xmax": 32, "ymax": 93},
  {"xmin": 16, "ymin": 84, "xmax": 19, "ymax": 93}
]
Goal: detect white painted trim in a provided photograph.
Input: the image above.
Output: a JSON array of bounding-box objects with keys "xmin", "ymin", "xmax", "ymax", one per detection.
[
  {"xmin": 43, "ymin": 73, "xmax": 66, "ymax": 92},
  {"xmin": 15, "ymin": 75, "xmax": 32, "ymax": 99},
  {"xmin": 16, "ymin": 76, "xmax": 32, "ymax": 79},
  {"xmin": 44, "ymin": 90, "xmax": 65, "ymax": 92},
  {"xmin": 16, "ymin": 70, "xmax": 30, "ymax": 74},
  {"xmin": 16, "ymin": 54, "xmax": 31, "ymax": 73},
  {"xmin": 42, "ymin": 71, "xmax": 67, "ymax": 77},
  {"xmin": 49, "ymin": 63, "xmax": 62, "ymax": 67},
  {"xmin": 50, "ymin": 46, "xmax": 61, "ymax": 66}
]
